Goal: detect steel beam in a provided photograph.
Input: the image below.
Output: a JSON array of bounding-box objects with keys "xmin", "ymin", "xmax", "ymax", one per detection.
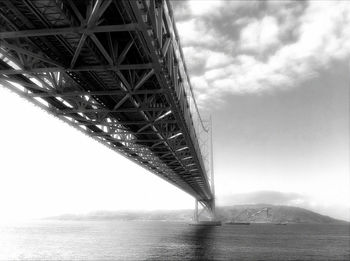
[
  {"xmin": 28, "ymin": 89, "xmax": 166, "ymax": 98},
  {"xmin": 75, "ymin": 120, "xmax": 177, "ymax": 126},
  {"xmin": 0, "ymin": 24, "xmax": 139, "ymax": 39},
  {"xmin": 0, "ymin": 64, "xmax": 153, "ymax": 75},
  {"xmin": 57, "ymin": 106, "xmax": 171, "ymax": 114},
  {"xmin": 0, "ymin": 41, "xmax": 63, "ymax": 67}
]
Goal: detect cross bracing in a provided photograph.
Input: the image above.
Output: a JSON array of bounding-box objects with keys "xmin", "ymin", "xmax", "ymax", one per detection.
[{"xmin": 0, "ymin": 0, "xmax": 214, "ymax": 210}]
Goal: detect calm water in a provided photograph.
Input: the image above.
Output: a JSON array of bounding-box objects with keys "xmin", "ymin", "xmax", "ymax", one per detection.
[{"xmin": 0, "ymin": 220, "xmax": 349, "ymax": 260}]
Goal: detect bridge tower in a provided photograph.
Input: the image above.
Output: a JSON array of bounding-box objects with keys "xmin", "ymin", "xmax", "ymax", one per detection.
[{"xmin": 192, "ymin": 117, "xmax": 221, "ymax": 225}]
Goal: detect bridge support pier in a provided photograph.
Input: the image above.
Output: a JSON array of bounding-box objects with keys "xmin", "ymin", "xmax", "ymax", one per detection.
[
  {"xmin": 189, "ymin": 117, "xmax": 221, "ymax": 226},
  {"xmin": 190, "ymin": 198, "xmax": 221, "ymax": 226},
  {"xmin": 193, "ymin": 199, "xmax": 199, "ymax": 223}
]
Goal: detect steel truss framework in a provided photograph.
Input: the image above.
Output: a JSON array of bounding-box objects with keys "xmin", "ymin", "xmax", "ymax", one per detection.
[{"xmin": 0, "ymin": 0, "xmax": 214, "ymax": 210}]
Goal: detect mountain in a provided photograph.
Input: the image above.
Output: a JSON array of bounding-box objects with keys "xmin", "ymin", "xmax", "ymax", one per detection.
[
  {"xmin": 48, "ymin": 204, "xmax": 347, "ymax": 224},
  {"xmin": 216, "ymin": 204, "xmax": 347, "ymax": 224}
]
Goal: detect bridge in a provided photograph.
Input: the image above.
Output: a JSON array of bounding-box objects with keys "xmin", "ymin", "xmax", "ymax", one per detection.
[{"xmin": 0, "ymin": 0, "xmax": 216, "ymax": 220}]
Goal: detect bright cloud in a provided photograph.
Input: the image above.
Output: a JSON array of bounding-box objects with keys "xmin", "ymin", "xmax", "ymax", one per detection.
[
  {"xmin": 173, "ymin": 0, "xmax": 350, "ymax": 106},
  {"xmin": 240, "ymin": 16, "xmax": 280, "ymax": 52},
  {"xmin": 188, "ymin": 0, "xmax": 224, "ymax": 16},
  {"xmin": 177, "ymin": 19, "xmax": 223, "ymax": 48},
  {"xmin": 205, "ymin": 51, "xmax": 233, "ymax": 69}
]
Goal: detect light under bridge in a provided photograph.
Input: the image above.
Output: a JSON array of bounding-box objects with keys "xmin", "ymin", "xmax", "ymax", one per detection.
[{"xmin": 0, "ymin": 0, "xmax": 216, "ymax": 219}]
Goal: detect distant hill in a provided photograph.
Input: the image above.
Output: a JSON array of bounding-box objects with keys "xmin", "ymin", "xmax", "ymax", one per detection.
[
  {"xmin": 216, "ymin": 204, "xmax": 347, "ymax": 224},
  {"xmin": 48, "ymin": 204, "xmax": 347, "ymax": 224}
]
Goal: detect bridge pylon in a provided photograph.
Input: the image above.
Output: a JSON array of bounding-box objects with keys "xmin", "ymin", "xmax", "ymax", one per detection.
[{"xmin": 190, "ymin": 117, "xmax": 221, "ymax": 226}]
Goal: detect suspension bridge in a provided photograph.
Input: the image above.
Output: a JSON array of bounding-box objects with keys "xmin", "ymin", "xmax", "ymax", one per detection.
[{"xmin": 0, "ymin": 0, "xmax": 217, "ymax": 223}]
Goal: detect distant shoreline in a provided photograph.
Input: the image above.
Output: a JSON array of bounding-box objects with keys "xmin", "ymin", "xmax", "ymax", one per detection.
[{"xmin": 46, "ymin": 204, "xmax": 349, "ymax": 224}]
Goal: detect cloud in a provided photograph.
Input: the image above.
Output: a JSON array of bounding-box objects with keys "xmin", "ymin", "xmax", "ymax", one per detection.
[
  {"xmin": 182, "ymin": 47, "xmax": 233, "ymax": 74},
  {"xmin": 240, "ymin": 16, "xmax": 280, "ymax": 52},
  {"xmin": 182, "ymin": 46, "xmax": 209, "ymax": 75},
  {"xmin": 173, "ymin": 1, "xmax": 350, "ymax": 107},
  {"xmin": 177, "ymin": 19, "xmax": 224, "ymax": 48},
  {"xmin": 187, "ymin": 0, "xmax": 224, "ymax": 16},
  {"xmin": 205, "ymin": 51, "xmax": 233, "ymax": 69},
  {"xmin": 218, "ymin": 190, "xmax": 308, "ymax": 206}
]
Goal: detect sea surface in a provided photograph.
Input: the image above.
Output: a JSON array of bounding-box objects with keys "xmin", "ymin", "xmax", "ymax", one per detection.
[{"xmin": 0, "ymin": 220, "xmax": 349, "ymax": 260}]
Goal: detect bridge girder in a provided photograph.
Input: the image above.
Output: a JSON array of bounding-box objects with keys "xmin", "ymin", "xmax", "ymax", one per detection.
[{"xmin": 0, "ymin": 0, "xmax": 214, "ymax": 209}]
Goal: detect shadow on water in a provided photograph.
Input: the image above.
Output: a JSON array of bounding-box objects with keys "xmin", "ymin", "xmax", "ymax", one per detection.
[
  {"xmin": 143, "ymin": 223, "xmax": 220, "ymax": 261},
  {"xmin": 181, "ymin": 225, "xmax": 217, "ymax": 261}
]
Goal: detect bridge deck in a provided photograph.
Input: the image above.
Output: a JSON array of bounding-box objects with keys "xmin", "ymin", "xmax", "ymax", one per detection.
[{"xmin": 0, "ymin": 0, "xmax": 213, "ymax": 208}]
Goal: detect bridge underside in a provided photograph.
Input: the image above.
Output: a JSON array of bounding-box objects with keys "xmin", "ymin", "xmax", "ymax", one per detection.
[{"xmin": 0, "ymin": 0, "xmax": 214, "ymax": 209}]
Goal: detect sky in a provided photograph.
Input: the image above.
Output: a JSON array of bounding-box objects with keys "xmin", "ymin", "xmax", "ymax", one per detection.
[{"xmin": 0, "ymin": 0, "xmax": 349, "ymax": 221}]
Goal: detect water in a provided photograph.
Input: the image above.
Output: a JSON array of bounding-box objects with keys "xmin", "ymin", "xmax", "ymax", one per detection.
[{"xmin": 0, "ymin": 220, "xmax": 349, "ymax": 260}]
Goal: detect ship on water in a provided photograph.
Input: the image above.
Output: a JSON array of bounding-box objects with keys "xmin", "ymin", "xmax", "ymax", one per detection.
[
  {"xmin": 189, "ymin": 220, "xmax": 222, "ymax": 226},
  {"xmin": 225, "ymin": 221, "xmax": 250, "ymax": 225},
  {"xmin": 274, "ymin": 222, "xmax": 288, "ymax": 225}
]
